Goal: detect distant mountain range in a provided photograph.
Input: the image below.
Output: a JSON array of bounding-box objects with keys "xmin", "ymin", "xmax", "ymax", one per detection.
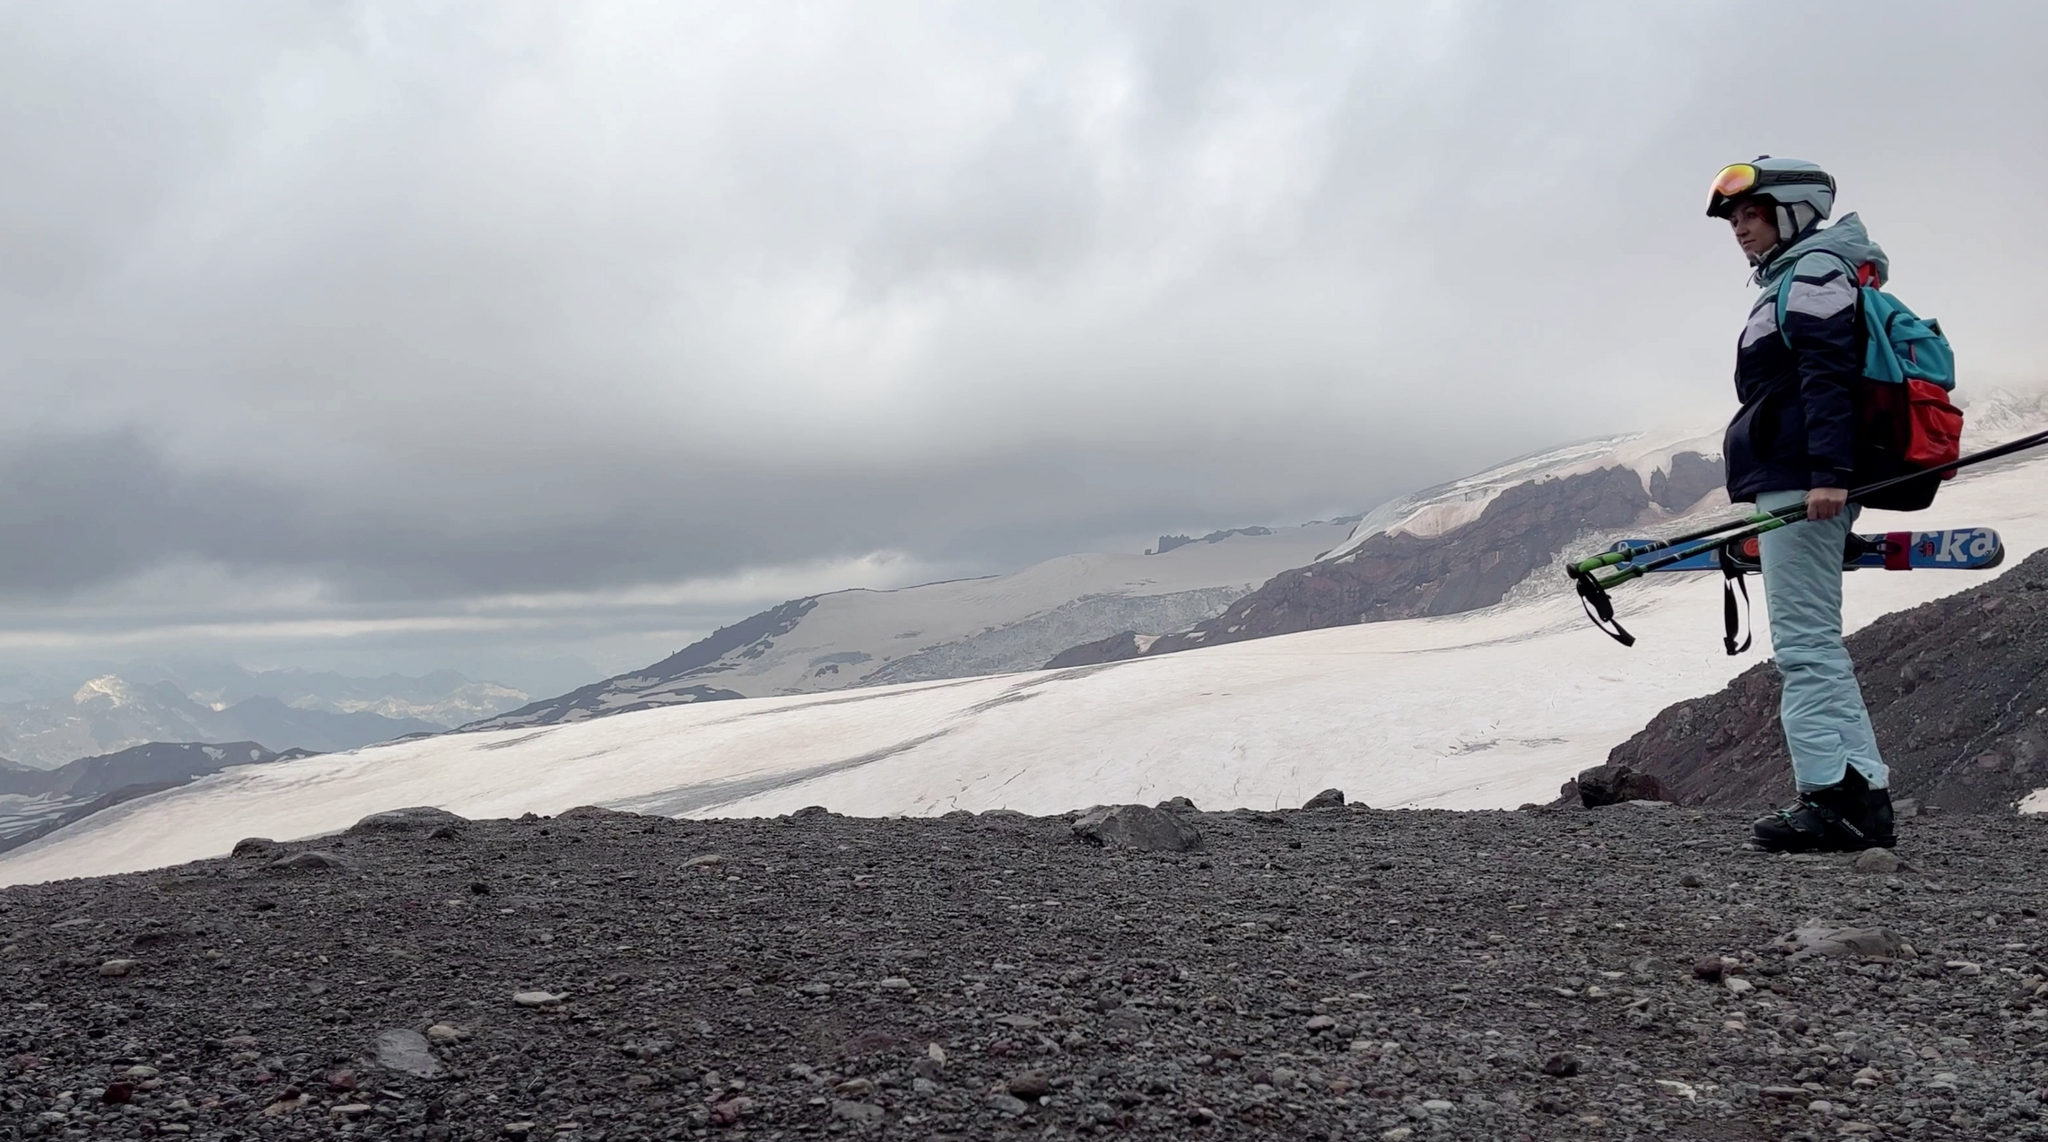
[
  {"xmin": 50, "ymin": 661, "xmax": 530, "ymax": 726},
  {"xmin": 0, "ymin": 740, "xmax": 311, "ymax": 853},
  {"xmin": 0, "ymin": 674, "xmax": 452, "ymax": 769},
  {"xmin": 465, "ymin": 520, "xmax": 1360, "ymax": 730}
]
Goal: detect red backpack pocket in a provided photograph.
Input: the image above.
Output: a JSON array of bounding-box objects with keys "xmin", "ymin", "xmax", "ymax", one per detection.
[{"xmin": 1903, "ymin": 378, "xmax": 1963, "ymax": 475}]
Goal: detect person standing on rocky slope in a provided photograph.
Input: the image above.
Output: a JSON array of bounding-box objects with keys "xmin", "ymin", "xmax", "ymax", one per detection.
[{"xmin": 1705, "ymin": 156, "xmax": 1896, "ymax": 853}]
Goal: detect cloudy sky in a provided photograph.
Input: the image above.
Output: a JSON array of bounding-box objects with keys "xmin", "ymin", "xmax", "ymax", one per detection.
[{"xmin": 2, "ymin": 0, "xmax": 2044, "ymax": 688}]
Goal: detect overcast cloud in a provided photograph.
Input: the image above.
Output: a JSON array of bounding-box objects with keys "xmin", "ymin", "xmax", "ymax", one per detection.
[{"xmin": 2, "ymin": 1, "xmax": 2044, "ymax": 680}]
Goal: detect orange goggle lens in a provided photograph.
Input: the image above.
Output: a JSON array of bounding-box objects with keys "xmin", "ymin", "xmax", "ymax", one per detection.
[{"xmin": 1710, "ymin": 163, "xmax": 1758, "ymax": 199}]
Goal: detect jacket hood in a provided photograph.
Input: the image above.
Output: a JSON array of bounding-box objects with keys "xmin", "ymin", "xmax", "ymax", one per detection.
[{"xmin": 1757, "ymin": 212, "xmax": 1888, "ymax": 287}]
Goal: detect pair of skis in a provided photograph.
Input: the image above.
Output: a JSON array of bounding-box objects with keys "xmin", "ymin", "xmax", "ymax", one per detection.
[{"xmin": 1566, "ymin": 426, "xmax": 2048, "ymax": 648}]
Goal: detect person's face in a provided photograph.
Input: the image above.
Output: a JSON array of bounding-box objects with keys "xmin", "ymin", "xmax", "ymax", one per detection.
[{"xmin": 1729, "ymin": 199, "xmax": 1778, "ymax": 259}]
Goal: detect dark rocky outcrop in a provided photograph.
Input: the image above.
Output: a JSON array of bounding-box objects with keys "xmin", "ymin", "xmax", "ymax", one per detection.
[
  {"xmin": 1070, "ymin": 804, "xmax": 1205, "ymax": 851},
  {"xmin": 1045, "ymin": 631, "xmax": 1148, "ymax": 669},
  {"xmin": 348, "ymin": 806, "xmax": 469, "ymax": 834},
  {"xmin": 1608, "ymin": 547, "xmax": 2048, "ymax": 812},
  {"xmin": 1569, "ymin": 764, "xmax": 1673, "ymax": 807},
  {"xmin": 1301, "ymin": 788, "xmax": 1346, "ymax": 809},
  {"xmin": 1649, "ymin": 451, "xmax": 1727, "ymax": 512},
  {"xmin": 1151, "ymin": 527, "xmax": 1274, "ymax": 555}
]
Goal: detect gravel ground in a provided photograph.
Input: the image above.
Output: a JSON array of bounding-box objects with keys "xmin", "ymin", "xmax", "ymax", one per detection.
[{"xmin": 5, "ymin": 802, "xmax": 2048, "ymax": 1141}]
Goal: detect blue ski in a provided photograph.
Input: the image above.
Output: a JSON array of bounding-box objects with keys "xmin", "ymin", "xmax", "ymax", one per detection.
[{"xmin": 1606, "ymin": 528, "xmax": 2004, "ymax": 574}]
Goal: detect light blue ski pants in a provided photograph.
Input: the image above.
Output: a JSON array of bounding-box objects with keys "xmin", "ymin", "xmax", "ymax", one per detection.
[{"xmin": 1755, "ymin": 489, "xmax": 1889, "ymax": 792}]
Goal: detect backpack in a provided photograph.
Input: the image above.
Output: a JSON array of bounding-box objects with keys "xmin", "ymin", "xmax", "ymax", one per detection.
[{"xmin": 1774, "ymin": 253, "xmax": 1962, "ymax": 511}]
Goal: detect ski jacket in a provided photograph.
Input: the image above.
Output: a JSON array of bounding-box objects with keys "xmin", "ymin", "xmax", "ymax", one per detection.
[{"xmin": 1722, "ymin": 213, "xmax": 1891, "ymax": 502}]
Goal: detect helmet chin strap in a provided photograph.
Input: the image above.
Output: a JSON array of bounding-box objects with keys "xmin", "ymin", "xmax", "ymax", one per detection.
[{"xmin": 1750, "ymin": 201, "xmax": 1820, "ymax": 273}]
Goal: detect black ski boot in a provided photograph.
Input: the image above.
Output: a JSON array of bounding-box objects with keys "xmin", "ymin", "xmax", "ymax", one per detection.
[{"xmin": 1748, "ymin": 767, "xmax": 1896, "ymax": 853}]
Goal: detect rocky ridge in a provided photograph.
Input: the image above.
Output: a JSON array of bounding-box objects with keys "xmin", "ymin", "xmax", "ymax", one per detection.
[
  {"xmin": 1608, "ymin": 547, "xmax": 2048, "ymax": 812},
  {"xmin": 4, "ymin": 799, "xmax": 2047, "ymax": 1140},
  {"xmin": 1051, "ymin": 455, "xmax": 1723, "ymax": 668}
]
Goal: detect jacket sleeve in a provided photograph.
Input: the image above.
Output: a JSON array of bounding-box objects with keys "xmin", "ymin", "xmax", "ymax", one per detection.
[{"xmin": 1780, "ymin": 253, "xmax": 1861, "ymax": 487}]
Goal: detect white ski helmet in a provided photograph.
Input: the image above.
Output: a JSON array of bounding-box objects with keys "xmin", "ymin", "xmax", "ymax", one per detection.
[{"xmin": 1706, "ymin": 155, "xmax": 1836, "ymax": 245}]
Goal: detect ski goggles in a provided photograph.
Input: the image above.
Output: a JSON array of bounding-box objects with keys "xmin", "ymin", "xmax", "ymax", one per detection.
[{"xmin": 1705, "ymin": 163, "xmax": 1834, "ymax": 217}]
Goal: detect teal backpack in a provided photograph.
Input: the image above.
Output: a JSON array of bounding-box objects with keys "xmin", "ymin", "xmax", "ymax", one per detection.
[{"xmin": 1773, "ymin": 252, "xmax": 1962, "ymax": 511}]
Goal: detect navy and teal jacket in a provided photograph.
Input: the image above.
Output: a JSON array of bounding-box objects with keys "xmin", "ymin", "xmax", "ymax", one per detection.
[{"xmin": 1723, "ymin": 213, "xmax": 1889, "ymax": 502}]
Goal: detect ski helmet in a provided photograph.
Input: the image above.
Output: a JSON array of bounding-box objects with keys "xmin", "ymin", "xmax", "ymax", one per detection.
[{"xmin": 1705, "ymin": 155, "xmax": 1835, "ymax": 245}]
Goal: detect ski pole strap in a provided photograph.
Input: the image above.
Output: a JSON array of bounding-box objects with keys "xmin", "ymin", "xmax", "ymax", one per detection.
[
  {"xmin": 1717, "ymin": 543, "xmax": 1752, "ymax": 656},
  {"xmin": 1571, "ymin": 569, "xmax": 1635, "ymax": 647}
]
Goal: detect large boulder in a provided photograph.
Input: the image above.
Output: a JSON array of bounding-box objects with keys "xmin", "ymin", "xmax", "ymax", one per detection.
[
  {"xmin": 1573, "ymin": 764, "xmax": 1673, "ymax": 808},
  {"xmin": 348, "ymin": 806, "xmax": 469, "ymax": 834},
  {"xmin": 1301, "ymin": 788, "xmax": 1345, "ymax": 810},
  {"xmin": 1071, "ymin": 804, "xmax": 1205, "ymax": 852}
]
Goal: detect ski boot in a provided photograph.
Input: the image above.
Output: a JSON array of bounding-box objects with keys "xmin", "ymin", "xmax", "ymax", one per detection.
[{"xmin": 1747, "ymin": 766, "xmax": 1896, "ymax": 853}]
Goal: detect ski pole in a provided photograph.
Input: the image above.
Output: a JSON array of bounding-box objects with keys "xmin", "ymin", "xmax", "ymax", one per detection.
[
  {"xmin": 1566, "ymin": 504, "xmax": 1800, "ymax": 577},
  {"xmin": 1564, "ymin": 505, "xmax": 1810, "ymax": 581}
]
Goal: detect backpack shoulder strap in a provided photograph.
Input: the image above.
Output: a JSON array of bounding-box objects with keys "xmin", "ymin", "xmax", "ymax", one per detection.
[{"xmin": 1775, "ymin": 250, "xmax": 1860, "ymax": 347}]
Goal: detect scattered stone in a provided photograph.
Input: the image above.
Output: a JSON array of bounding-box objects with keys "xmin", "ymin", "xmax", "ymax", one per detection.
[
  {"xmin": 332, "ymin": 1103, "xmax": 373, "ymax": 1119},
  {"xmin": 266, "ymin": 850, "xmax": 352, "ymax": 872},
  {"xmin": 710, "ymin": 1097, "xmax": 757, "ymax": 1126},
  {"xmin": 101, "ymin": 1082, "xmax": 134, "ymax": 1104},
  {"xmin": 325, "ymin": 1067, "xmax": 357, "ymax": 1090},
  {"xmin": 374, "ymin": 1028, "xmax": 441, "ymax": 1078},
  {"xmin": 426, "ymin": 1023, "xmax": 464, "ymax": 1043},
  {"xmin": 1680, "ymin": 872, "xmax": 1704, "ymax": 888},
  {"xmin": 877, "ymin": 976, "xmax": 912, "ymax": 990},
  {"xmin": 831, "ymin": 1099, "xmax": 884, "ymax": 1122},
  {"xmin": 559, "ymin": 805, "xmax": 637, "ymax": 819},
  {"xmin": 1070, "ymin": 804, "xmax": 1205, "ymax": 852},
  {"xmin": 1302, "ymin": 788, "xmax": 1345, "ymax": 810},
  {"xmin": 230, "ymin": 838, "xmax": 277, "ymax": 858},
  {"xmin": 500, "ymin": 1121, "xmax": 535, "ymax": 1137},
  {"xmin": 1156, "ymin": 796, "xmax": 1199, "ymax": 813},
  {"xmin": 1007, "ymin": 1071, "xmax": 1052, "ymax": 1098},
  {"xmin": 1777, "ymin": 924, "xmax": 1905, "ymax": 960},
  {"xmin": 97, "ymin": 958, "xmax": 138, "ymax": 977},
  {"xmin": 1541, "ymin": 1053, "xmax": 1581, "ymax": 1078},
  {"xmin": 1692, "ymin": 956, "xmax": 1728, "ymax": 982},
  {"xmin": 1574, "ymin": 764, "xmax": 1672, "ymax": 807},
  {"xmin": 1852, "ymin": 848, "xmax": 1901, "ymax": 874},
  {"xmin": 985, "ymin": 1093, "xmax": 1030, "ymax": 1115},
  {"xmin": 1724, "ymin": 976, "xmax": 1754, "ymax": 995},
  {"xmin": 683, "ymin": 853, "xmax": 726, "ymax": 868},
  {"xmin": 512, "ymin": 991, "xmax": 565, "ymax": 1007}
]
